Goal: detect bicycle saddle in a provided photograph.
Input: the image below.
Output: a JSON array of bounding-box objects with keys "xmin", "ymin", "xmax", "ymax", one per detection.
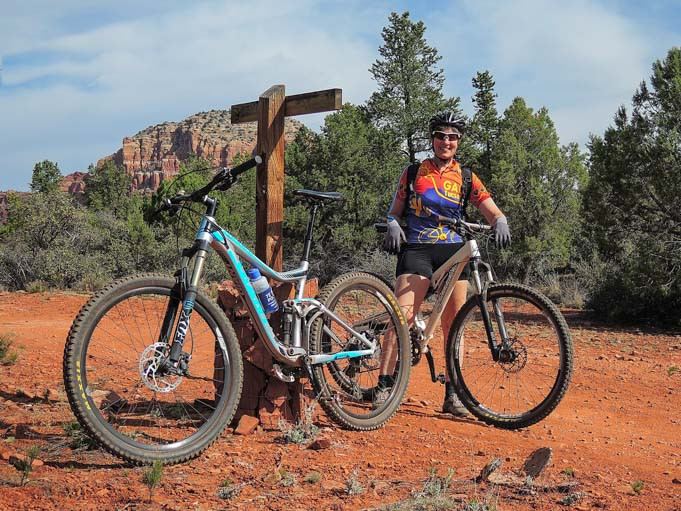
[{"xmin": 293, "ymin": 189, "xmax": 343, "ymax": 202}]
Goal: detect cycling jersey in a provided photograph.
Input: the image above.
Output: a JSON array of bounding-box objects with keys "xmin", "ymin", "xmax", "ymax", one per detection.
[{"xmin": 389, "ymin": 159, "xmax": 491, "ymax": 244}]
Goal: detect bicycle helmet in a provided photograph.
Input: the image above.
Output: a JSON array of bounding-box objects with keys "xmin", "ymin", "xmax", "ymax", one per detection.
[{"xmin": 429, "ymin": 111, "xmax": 466, "ymax": 136}]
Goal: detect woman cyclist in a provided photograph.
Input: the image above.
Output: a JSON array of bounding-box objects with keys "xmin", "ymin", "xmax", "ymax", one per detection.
[{"xmin": 375, "ymin": 111, "xmax": 511, "ymax": 416}]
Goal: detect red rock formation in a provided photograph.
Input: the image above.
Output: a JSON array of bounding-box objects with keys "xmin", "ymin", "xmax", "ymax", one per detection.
[
  {"xmin": 60, "ymin": 171, "xmax": 87, "ymax": 196},
  {"xmin": 95, "ymin": 110, "xmax": 303, "ymax": 193}
]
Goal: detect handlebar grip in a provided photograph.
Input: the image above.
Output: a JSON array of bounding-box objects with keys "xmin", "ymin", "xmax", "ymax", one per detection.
[{"xmin": 231, "ymin": 154, "xmax": 263, "ymax": 178}]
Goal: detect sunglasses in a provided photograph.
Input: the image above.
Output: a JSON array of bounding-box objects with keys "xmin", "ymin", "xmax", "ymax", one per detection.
[{"xmin": 432, "ymin": 131, "xmax": 461, "ymax": 141}]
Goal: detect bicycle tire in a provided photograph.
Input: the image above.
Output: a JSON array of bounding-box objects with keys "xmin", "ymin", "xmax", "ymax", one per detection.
[
  {"xmin": 309, "ymin": 272, "xmax": 410, "ymax": 430},
  {"xmin": 446, "ymin": 283, "xmax": 573, "ymax": 429},
  {"xmin": 63, "ymin": 274, "xmax": 243, "ymax": 465}
]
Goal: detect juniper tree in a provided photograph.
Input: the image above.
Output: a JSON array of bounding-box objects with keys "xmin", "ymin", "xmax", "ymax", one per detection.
[
  {"xmin": 30, "ymin": 160, "xmax": 62, "ymax": 194},
  {"xmin": 367, "ymin": 11, "xmax": 460, "ymax": 162},
  {"xmin": 583, "ymin": 47, "xmax": 681, "ymax": 324},
  {"xmin": 490, "ymin": 97, "xmax": 586, "ymax": 282}
]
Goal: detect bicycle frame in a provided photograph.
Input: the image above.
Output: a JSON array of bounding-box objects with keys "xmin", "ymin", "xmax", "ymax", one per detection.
[
  {"xmin": 415, "ymin": 235, "xmax": 507, "ymax": 362},
  {"xmin": 179, "ymin": 214, "xmax": 379, "ymax": 370}
]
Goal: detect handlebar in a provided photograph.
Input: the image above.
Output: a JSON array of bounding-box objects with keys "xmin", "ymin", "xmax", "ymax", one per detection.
[
  {"xmin": 156, "ymin": 154, "xmax": 263, "ymax": 215},
  {"xmin": 374, "ymin": 217, "xmax": 492, "ymax": 234}
]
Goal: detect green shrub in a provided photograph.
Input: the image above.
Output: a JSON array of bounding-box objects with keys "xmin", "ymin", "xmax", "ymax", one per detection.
[
  {"xmin": 631, "ymin": 480, "xmax": 644, "ymax": 494},
  {"xmin": 0, "ymin": 332, "xmax": 19, "ymax": 365},
  {"xmin": 142, "ymin": 460, "xmax": 164, "ymax": 500},
  {"xmin": 345, "ymin": 469, "xmax": 364, "ymax": 496},
  {"xmin": 14, "ymin": 445, "xmax": 41, "ymax": 486},
  {"xmin": 62, "ymin": 421, "xmax": 98, "ymax": 451},
  {"xmin": 303, "ymin": 471, "xmax": 322, "ymax": 484},
  {"xmin": 277, "ymin": 402, "xmax": 319, "ymax": 444}
]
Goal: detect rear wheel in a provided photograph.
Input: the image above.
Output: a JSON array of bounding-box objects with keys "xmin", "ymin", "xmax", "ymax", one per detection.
[
  {"xmin": 309, "ymin": 272, "xmax": 410, "ymax": 430},
  {"xmin": 446, "ymin": 284, "xmax": 572, "ymax": 429},
  {"xmin": 63, "ymin": 274, "xmax": 243, "ymax": 465}
]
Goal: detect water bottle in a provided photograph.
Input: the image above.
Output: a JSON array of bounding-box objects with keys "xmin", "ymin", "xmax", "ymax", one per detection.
[{"xmin": 247, "ymin": 268, "xmax": 278, "ymax": 314}]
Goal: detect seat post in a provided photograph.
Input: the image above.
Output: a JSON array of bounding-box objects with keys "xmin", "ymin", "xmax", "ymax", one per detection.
[{"xmin": 302, "ymin": 203, "xmax": 319, "ymax": 262}]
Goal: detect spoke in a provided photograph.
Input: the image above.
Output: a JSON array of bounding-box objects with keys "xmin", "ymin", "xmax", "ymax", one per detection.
[{"xmin": 111, "ymin": 304, "xmax": 146, "ymax": 355}]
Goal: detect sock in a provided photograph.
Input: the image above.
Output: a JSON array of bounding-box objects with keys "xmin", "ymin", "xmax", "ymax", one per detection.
[
  {"xmin": 445, "ymin": 381, "xmax": 455, "ymax": 398},
  {"xmin": 378, "ymin": 374, "xmax": 394, "ymax": 390}
]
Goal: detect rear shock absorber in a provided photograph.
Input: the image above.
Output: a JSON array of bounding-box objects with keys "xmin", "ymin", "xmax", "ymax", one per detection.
[{"xmin": 281, "ymin": 300, "xmax": 294, "ymax": 347}]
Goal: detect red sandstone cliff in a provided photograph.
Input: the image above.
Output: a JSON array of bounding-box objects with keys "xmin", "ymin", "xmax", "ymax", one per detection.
[{"xmin": 94, "ymin": 110, "xmax": 302, "ymax": 193}]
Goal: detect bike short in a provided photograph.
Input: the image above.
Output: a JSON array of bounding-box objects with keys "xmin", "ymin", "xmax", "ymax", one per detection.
[{"xmin": 396, "ymin": 243, "xmax": 470, "ymax": 280}]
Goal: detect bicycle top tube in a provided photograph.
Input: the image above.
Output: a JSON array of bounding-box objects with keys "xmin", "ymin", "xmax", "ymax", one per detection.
[
  {"xmin": 430, "ymin": 238, "xmax": 480, "ymax": 289},
  {"xmin": 204, "ymin": 217, "xmax": 308, "ymax": 283}
]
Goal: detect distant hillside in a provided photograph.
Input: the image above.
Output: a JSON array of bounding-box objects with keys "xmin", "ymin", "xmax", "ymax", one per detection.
[{"xmin": 62, "ymin": 110, "xmax": 303, "ymax": 194}]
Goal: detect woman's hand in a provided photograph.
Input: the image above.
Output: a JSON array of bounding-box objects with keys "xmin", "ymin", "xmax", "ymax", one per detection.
[
  {"xmin": 384, "ymin": 217, "xmax": 406, "ymax": 254},
  {"xmin": 493, "ymin": 217, "xmax": 511, "ymax": 248}
]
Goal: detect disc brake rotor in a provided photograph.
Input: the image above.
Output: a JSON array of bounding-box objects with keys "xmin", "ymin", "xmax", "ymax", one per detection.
[
  {"xmin": 498, "ymin": 337, "xmax": 528, "ymax": 374},
  {"xmin": 139, "ymin": 343, "xmax": 183, "ymax": 392}
]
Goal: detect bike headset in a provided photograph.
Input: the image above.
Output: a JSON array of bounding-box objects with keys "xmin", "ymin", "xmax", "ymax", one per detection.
[{"xmin": 429, "ymin": 111, "xmax": 466, "ymax": 166}]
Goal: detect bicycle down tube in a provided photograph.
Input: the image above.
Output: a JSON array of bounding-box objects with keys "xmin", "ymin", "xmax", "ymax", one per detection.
[{"xmin": 197, "ymin": 217, "xmax": 377, "ymax": 367}]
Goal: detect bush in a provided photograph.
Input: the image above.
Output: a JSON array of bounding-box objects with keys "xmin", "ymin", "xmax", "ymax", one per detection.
[{"xmin": 0, "ymin": 331, "xmax": 19, "ymax": 365}]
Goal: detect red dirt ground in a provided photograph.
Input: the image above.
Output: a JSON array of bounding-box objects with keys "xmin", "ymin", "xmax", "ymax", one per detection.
[{"xmin": 0, "ymin": 291, "xmax": 679, "ymax": 510}]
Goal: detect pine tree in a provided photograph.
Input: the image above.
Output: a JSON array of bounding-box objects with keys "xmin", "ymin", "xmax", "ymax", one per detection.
[
  {"xmin": 469, "ymin": 71, "xmax": 499, "ymax": 183},
  {"xmin": 30, "ymin": 160, "xmax": 62, "ymax": 194},
  {"xmin": 584, "ymin": 47, "xmax": 681, "ymax": 324},
  {"xmin": 367, "ymin": 11, "xmax": 460, "ymax": 162}
]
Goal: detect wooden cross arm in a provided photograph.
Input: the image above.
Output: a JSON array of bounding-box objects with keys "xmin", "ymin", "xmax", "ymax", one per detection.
[{"xmin": 231, "ymin": 88, "xmax": 342, "ymax": 124}]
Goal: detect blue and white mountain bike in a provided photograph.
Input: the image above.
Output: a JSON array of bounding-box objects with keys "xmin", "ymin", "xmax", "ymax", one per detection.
[{"xmin": 63, "ymin": 156, "xmax": 410, "ymax": 465}]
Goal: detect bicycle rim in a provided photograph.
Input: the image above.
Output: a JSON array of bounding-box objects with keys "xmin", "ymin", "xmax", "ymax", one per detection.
[
  {"xmin": 311, "ymin": 272, "xmax": 410, "ymax": 429},
  {"xmin": 65, "ymin": 278, "xmax": 240, "ymax": 463},
  {"xmin": 449, "ymin": 284, "xmax": 572, "ymax": 428}
]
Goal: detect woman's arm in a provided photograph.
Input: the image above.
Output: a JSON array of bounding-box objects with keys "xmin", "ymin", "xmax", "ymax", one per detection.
[
  {"xmin": 387, "ymin": 167, "xmax": 409, "ymax": 220},
  {"xmin": 478, "ymin": 198, "xmax": 505, "ymax": 226}
]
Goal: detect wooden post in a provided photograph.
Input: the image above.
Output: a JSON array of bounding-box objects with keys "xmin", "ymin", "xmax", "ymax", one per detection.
[
  {"xmin": 255, "ymin": 85, "xmax": 286, "ymax": 270},
  {"xmin": 232, "ymin": 87, "xmax": 342, "ymax": 270},
  {"xmin": 223, "ymin": 86, "xmax": 342, "ymax": 429}
]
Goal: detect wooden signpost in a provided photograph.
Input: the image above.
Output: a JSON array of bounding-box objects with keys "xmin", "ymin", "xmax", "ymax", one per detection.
[
  {"xmin": 231, "ymin": 86, "xmax": 342, "ymax": 270},
  {"xmin": 219, "ymin": 85, "xmax": 342, "ymax": 429}
]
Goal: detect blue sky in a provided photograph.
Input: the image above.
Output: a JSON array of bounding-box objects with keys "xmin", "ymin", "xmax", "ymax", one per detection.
[{"xmin": 1, "ymin": 0, "xmax": 679, "ymax": 191}]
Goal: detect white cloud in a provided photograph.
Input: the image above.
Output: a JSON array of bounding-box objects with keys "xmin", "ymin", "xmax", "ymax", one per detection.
[
  {"xmin": 0, "ymin": 0, "xmax": 378, "ymax": 190},
  {"xmin": 431, "ymin": 0, "xmax": 655, "ymax": 145},
  {"xmin": 0, "ymin": 0, "xmax": 679, "ymax": 190}
]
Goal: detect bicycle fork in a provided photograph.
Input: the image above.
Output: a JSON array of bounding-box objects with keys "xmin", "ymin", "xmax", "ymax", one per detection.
[
  {"xmin": 161, "ymin": 245, "xmax": 211, "ymax": 374},
  {"xmin": 470, "ymin": 259, "xmax": 509, "ymax": 361}
]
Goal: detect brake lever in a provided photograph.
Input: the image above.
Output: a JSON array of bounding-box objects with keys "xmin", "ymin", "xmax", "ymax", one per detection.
[
  {"xmin": 168, "ymin": 204, "xmax": 183, "ymax": 217},
  {"xmin": 215, "ymin": 171, "xmax": 239, "ymax": 191}
]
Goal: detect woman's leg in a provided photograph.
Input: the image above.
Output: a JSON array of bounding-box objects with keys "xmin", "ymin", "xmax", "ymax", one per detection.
[
  {"xmin": 441, "ymin": 280, "xmax": 468, "ymax": 381},
  {"xmin": 378, "ymin": 273, "xmax": 430, "ymax": 376},
  {"xmin": 440, "ymin": 280, "xmax": 469, "ymax": 416}
]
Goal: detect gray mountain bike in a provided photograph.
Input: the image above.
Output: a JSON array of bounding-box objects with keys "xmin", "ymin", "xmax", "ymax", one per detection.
[
  {"xmin": 63, "ymin": 156, "xmax": 410, "ymax": 465},
  {"xmin": 376, "ymin": 218, "xmax": 573, "ymax": 429}
]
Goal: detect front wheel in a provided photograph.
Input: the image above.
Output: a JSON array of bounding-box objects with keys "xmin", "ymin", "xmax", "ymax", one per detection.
[
  {"xmin": 63, "ymin": 274, "xmax": 243, "ymax": 465},
  {"xmin": 309, "ymin": 272, "xmax": 410, "ymax": 430},
  {"xmin": 446, "ymin": 284, "xmax": 573, "ymax": 429}
]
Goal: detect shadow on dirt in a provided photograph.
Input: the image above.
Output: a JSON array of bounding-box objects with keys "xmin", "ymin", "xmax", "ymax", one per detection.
[
  {"xmin": 44, "ymin": 459, "xmax": 129, "ymax": 470},
  {"xmin": 397, "ymin": 406, "xmax": 494, "ymax": 429},
  {"xmin": 562, "ymin": 309, "xmax": 681, "ymax": 335},
  {"xmin": 0, "ymin": 388, "xmax": 48, "ymax": 405}
]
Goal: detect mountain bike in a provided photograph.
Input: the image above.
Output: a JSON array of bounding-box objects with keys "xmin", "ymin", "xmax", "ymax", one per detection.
[
  {"xmin": 63, "ymin": 156, "xmax": 410, "ymax": 465},
  {"xmin": 376, "ymin": 218, "xmax": 573, "ymax": 429}
]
